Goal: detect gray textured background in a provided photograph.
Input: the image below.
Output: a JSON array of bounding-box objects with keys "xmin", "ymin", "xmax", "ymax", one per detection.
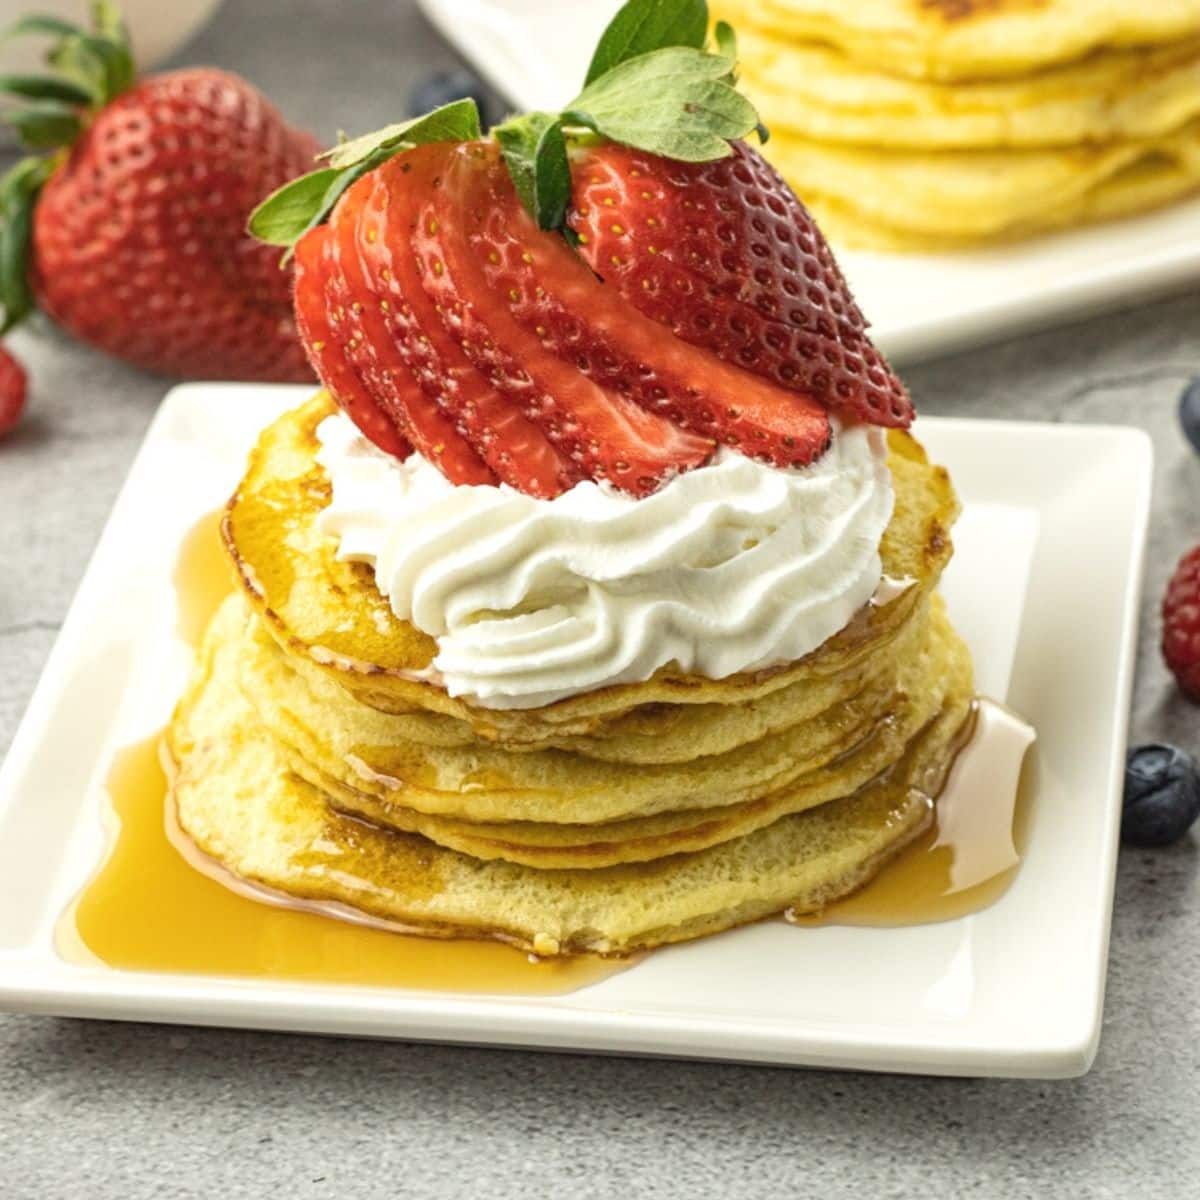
[{"xmin": 2, "ymin": 2, "xmax": 1198, "ymax": 1196}]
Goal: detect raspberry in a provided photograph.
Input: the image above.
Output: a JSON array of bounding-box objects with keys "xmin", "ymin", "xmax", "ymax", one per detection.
[{"xmin": 1162, "ymin": 546, "xmax": 1200, "ymax": 701}]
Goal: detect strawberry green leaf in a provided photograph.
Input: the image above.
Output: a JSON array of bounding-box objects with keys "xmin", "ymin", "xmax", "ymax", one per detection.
[
  {"xmin": 320, "ymin": 98, "xmax": 482, "ymax": 170},
  {"xmin": 495, "ymin": 111, "xmax": 570, "ymax": 231},
  {"xmin": 46, "ymin": 35, "xmax": 105, "ymax": 103},
  {"xmin": 0, "ymin": 156, "xmax": 52, "ymax": 334},
  {"xmin": 0, "ymin": 73, "xmax": 93, "ymax": 104},
  {"xmin": 73, "ymin": 31, "xmax": 134, "ymax": 100},
  {"xmin": 306, "ymin": 148, "xmax": 395, "ymax": 233},
  {"xmin": 584, "ymin": 0, "xmax": 708, "ymax": 86},
  {"xmin": 6, "ymin": 100, "xmax": 80, "ymax": 148},
  {"xmin": 569, "ymin": 47, "xmax": 758, "ymax": 162},
  {"xmin": 712, "ymin": 20, "xmax": 736, "ymax": 61},
  {"xmin": 251, "ymin": 142, "xmax": 408, "ymax": 258},
  {"xmin": 91, "ymin": 0, "xmax": 130, "ymax": 48},
  {"xmin": 0, "ymin": 15, "xmax": 82, "ymax": 42},
  {"xmin": 248, "ymin": 166, "xmax": 341, "ymax": 246},
  {"xmin": 8, "ymin": 5, "xmax": 136, "ymax": 109},
  {"xmin": 251, "ymin": 99, "xmax": 485, "ymax": 254}
]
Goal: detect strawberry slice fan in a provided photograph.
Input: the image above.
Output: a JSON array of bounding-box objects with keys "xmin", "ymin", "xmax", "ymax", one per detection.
[{"xmin": 251, "ymin": 0, "xmax": 915, "ymax": 499}]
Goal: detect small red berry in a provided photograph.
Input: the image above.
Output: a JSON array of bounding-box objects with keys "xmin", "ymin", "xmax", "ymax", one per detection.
[
  {"xmin": 1162, "ymin": 545, "xmax": 1200, "ymax": 701},
  {"xmin": 0, "ymin": 345, "xmax": 28, "ymax": 438}
]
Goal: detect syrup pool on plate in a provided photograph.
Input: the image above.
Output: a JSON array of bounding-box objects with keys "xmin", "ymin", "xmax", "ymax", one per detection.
[
  {"xmin": 793, "ymin": 699, "xmax": 1036, "ymax": 928},
  {"xmin": 57, "ymin": 510, "xmax": 1035, "ymax": 986},
  {"xmin": 54, "ymin": 510, "xmax": 623, "ymax": 995}
]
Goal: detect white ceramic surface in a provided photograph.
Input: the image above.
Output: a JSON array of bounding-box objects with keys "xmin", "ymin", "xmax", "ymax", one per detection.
[
  {"xmin": 0, "ymin": 383, "xmax": 1151, "ymax": 1077},
  {"xmin": 415, "ymin": 0, "xmax": 1200, "ymax": 364}
]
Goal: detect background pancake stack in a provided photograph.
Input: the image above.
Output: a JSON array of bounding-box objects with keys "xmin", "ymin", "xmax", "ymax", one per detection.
[
  {"xmin": 715, "ymin": 0, "xmax": 1200, "ymax": 249},
  {"xmin": 167, "ymin": 395, "xmax": 975, "ymax": 957}
]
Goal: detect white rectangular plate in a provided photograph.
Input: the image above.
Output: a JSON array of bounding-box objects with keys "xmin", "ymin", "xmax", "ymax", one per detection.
[
  {"xmin": 415, "ymin": 0, "xmax": 1200, "ymax": 363},
  {"xmin": 0, "ymin": 384, "xmax": 1151, "ymax": 1077}
]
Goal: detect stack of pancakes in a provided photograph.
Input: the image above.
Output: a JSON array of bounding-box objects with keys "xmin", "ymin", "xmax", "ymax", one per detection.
[
  {"xmin": 169, "ymin": 393, "xmax": 974, "ymax": 957},
  {"xmin": 716, "ymin": 0, "xmax": 1200, "ymax": 249}
]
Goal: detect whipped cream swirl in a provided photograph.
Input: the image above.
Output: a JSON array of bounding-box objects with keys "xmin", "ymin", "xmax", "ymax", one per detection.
[{"xmin": 315, "ymin": 413, "xmax": 894, "ymax": 709}]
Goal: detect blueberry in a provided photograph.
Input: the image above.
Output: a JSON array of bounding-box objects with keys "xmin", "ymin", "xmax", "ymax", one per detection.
[
  {"xmin": 408, "ymin": 69, "xmax": 497, "ymax": 125},
  {"xmin": 1181, "ymin": 377, "xmax": 1200, "ymax": 455},
  {"xmin": 1122, "ymin": 744, "xmax": 1200, "ymax": 847}
]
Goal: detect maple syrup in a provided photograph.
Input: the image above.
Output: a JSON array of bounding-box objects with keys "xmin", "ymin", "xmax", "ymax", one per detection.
[
  {"xmin": 55, "ymin": 510, "xmax": 623, "ymax": 994},
  {"xmin": 173, "ymin": 508, "xmax": 232, "ymax": 646},
  {"xmin": 793, "ymin": 698, "xmax": 1035, "ymax": 928},
  {"xmin": 57, "ymin": 510, "xmax": 1035, "ymax": 987}
]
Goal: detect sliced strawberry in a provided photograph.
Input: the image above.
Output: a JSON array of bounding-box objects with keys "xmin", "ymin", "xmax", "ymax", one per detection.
[
  {"xmin": 466, "ymin": 149, "xmax": 830, "ymax": 469},
  {"xmin": 417, "ymin": 142, "xmax": 713, "ymax": 497},
  {"xmin": 360, "ymin": 151, "xmax": 579, "ymax": 498},
  {"xmin": 293, "ymin": 224, "xmax": 411, "ymax": 459},
  {"xmin": 568, "ymin": 141, "xmax": 913, "ymax": 429},
  {"xmin": 325, "ymin": 177, "xmax": 496, "ymax": 486}
]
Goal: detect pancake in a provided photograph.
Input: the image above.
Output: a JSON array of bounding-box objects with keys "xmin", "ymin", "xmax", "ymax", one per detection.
[
  {"xmin": 718, "ymin": 0, "xmax": 1200, "ymax": 82},
  {"xmin": 239, "ymin": 579, "xmax": 932, "ymax": 794},
  {"xmin": 257, "ymin": 596, "xmax": 972, "ymax": 868},
  {"xmin": 759, "ymin": 118, "xmax": 1200, "ymax": 249},
  {"xmin": 170, "ymin": 595, "xmax": 968, "ymax": 956},
  {"xmin": 224, "ymin": 393, "xmax": 960, "ymax": 741},
  {"xmin": 226, "ymin": 576, "xmax": 967, "ymax": 853},
  {"xmin": 258, "ymin": 582, "xmax": 905, "ymax": 765},
  {"xmin": 737, "ymin": 25, "xmax": 1200, "ymax": 149},
  {"xmin": 236, "ymin": 590, "xmax": 935, "ymax": 825}
]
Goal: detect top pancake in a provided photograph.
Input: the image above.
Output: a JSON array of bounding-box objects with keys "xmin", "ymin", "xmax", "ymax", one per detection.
[
  {"xmin": 224, "ymin": 393, "xmax": 960, "ymax": 745},
  {"xmin": 720, "ymin": 0, "xmax": 1200, "ymax": 81}
]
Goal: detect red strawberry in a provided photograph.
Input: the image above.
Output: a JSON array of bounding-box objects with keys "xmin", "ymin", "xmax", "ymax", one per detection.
[
  {"xmin": 323, "ymin": 177, "xmax": 495, "ymax": 485},
  {"xmin": 465, "ymin": 144, "xmax": 831, "ymax": 469},
  {"xmin": 415, "ymin": 141, "xmax": 713, "ymax": 496},
  {"xmin": 2, "ymin": 11, "xmax": 316, "ymax": 382},
  {"xmin": 359, "ymin": 153, "xmax": 580, "ymax": 497},
  {"xmin": 0, "ymin": 344, "xmax": 27, "ymax": 437},
  {"xmin": 293, "ymin": 225, "xmax": 411, "ymax": 458},
  {"xmin": 1163, "ymin": 546, "xmax": 1200, "ymax": 701},
  {"xmin": 568, "ymin": 140, "xmax": 913, "ymax": 429},
  {"xmin": 292, "ymin": 140, "xmax": 838, "ymax": 494}
]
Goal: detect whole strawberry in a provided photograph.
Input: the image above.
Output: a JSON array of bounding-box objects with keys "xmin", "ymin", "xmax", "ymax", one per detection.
[
  {"xmin": 0, "ymin": 344, "xmax": 27, "ymax": 436},
  {"xmin": 0, "ymin": 4, "xmax": 317, "ymax": 381},
  {"xmin": 1163, "ymin": 545, "xmax": 1200, "ymax": 701}
]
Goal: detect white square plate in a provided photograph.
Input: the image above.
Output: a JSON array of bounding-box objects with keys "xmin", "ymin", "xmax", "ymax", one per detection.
[
  {"xmin": 0, "ymin": 384, "xmax": 1151, "ymax": 1077},
  {"xmin": 415, "ymin": 0, "xmax": 1200, "ymax": 364}
]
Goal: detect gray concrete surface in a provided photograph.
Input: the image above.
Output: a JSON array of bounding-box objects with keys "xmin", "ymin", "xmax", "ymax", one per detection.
[{"xmin": 1, "ymin": 2, "xmax": 1198, "ymax": 1196}]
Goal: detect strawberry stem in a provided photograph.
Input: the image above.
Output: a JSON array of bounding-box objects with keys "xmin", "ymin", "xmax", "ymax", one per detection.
[
  {"xmin": 249, "ymin": 0, "xmax": 767, "ymax": 249},
  {"xmin": 2, "ymin": 2, "xmax": 135, "ymax": 121}
]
